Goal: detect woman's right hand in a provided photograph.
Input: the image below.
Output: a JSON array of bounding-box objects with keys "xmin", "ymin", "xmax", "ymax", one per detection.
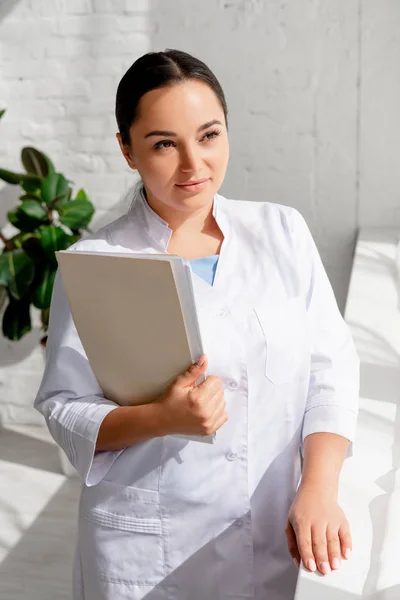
[{"xmin": 154, "ymin": 354, "xmax": 228, "ymax": 437}]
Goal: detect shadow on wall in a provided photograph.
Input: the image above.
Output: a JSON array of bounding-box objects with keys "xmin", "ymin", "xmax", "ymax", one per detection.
[{"xmin": 0, "ymin": 0, "xmax": 20, "ymax": 21}]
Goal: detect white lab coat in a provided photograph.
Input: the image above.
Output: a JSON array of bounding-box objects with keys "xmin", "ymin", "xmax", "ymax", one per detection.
[{"xmin": 35, "ymin": 184, "xmax": 360, "ymax": 600}]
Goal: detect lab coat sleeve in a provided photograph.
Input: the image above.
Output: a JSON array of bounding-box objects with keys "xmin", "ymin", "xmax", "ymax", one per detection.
[
  {"xmin": 290, "ymin": 209, "xmax": 360, "ymax": 458},
  {"xmin": 34, "ymin": 270, "xmax": 124, "ymax": 486}
]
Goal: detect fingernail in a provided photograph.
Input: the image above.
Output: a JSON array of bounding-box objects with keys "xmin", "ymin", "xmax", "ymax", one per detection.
[
  {"xmin": 307, "ymin": 559, "xmax": 317, "ymax": 572},
  {"xmin": 293, "ymin": 558, "xmax": 300, "ymax": 569},
  {"xmin": 344, "ymin": 548, "xmax": 352, "ymax": 559},
  {"xmin": 196, "ymin": 354, "xmax": 206, "ymax": 366},
  {"xmin": 332, "ymin": 557, "xmax": 341, "ymax": 570},
  {"xmin": 320, "ymin": 561, "xmax": 331, "ymax": 574}
]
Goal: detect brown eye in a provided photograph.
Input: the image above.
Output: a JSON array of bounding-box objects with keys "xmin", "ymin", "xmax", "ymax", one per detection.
[
  {"xmin": 202, "ymin": 130, "xmax": 221, "ymax": 141},
  {"xmin": 154, "ymin": 140, "xmax": 175, "ymax": 150}
]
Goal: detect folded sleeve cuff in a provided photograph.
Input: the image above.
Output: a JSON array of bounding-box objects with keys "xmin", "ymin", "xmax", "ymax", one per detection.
[
  {"xmin": 54, "ymin": 400, "xmax": 124, "ymax": 486},
  {"xmin": 301, "ymin": 403, "xmax": 358, "ymax": 459}
]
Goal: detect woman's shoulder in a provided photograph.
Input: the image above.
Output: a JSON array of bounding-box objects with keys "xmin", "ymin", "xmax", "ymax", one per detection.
[
  {"xmin": 221, "ymin": 193, "xmax": 303, "ymax": 233},
  {"xmin": 67, "ymin": 212, "xmax": 132, "ymax": 253}
]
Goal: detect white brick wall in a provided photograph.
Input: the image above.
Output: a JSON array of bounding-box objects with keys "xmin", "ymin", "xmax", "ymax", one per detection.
[{"xmin": 0, "ymin": 0, "xmax": 399, "ymax": 425}]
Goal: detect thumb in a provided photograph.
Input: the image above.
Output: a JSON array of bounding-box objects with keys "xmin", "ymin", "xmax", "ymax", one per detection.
[{"xmin": 175, "ymin": 354, "xmax": 208, "ymax": 387}]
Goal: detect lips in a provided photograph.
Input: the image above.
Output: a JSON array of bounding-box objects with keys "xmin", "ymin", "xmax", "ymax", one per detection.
[{"xmin": 176, "ymin": 178, "xmax": 209, "ymax": 186}]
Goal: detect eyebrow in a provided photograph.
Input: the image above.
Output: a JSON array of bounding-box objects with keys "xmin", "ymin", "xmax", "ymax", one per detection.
[{"xmin": 144, "ymin": 119, "xmax": 223, "ymax": 139}]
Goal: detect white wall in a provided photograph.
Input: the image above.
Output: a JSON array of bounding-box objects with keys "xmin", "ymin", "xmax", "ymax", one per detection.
[{"xmin": 0, "ymin": 0, "xmax": 399, "ymax": 425}]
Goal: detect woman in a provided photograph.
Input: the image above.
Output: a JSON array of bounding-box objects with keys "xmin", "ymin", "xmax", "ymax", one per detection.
[{"xmin": 35, "ymin": 49, "xmax": 360, "ymax": 600}]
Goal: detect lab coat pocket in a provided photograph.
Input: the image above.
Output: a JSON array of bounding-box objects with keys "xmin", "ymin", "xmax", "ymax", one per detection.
[
  {"xmin": 254, "ymin": 295, "xmax": 308, "ymax": 386},
  {"xmin": 79, "ymin": 480, "xmax": 164, "ymax": 585}
]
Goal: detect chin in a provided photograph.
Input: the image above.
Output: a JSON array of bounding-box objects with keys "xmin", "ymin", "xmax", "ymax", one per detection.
[{"xmin": 183, "ymin": 191, "xmax": 214, "ymax": 206}]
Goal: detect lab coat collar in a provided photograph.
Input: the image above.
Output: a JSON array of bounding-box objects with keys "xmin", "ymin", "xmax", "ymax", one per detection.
[{"xmin": 131, "ymin": 182, "xmax": 231, "ymax": 253}]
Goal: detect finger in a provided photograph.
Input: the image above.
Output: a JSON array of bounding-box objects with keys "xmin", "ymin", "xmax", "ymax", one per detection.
[
  {"xmin": 210, "ymin": 387, "xmax": 226, "ymax": 410},
  {"xmin": 294, "ymin": 525, "xmax": 316, "ymax": 573},
  {"xmin": 194, "ymin": 390, "xmax": 226, "ymax": 424},
  {"xmin": 285, "ymin": 521, "xmax": 301, "ymax": 568},
  {"xmin": 209, "ymin": 391, "xmax": 227, "ymax": 425},
  {"xmin": 339, "ymin": 520, "xmax": 352, "ymax": 560},
  {"xmin": 201, "ymin": 409, "xmax": 227, "ymax": 436},
  {"xmin": 199, "ymin": 387, "xmax": 225, "ymax": 416},
  {"xmin": 175, "ymin": 356, "xmax": 208, "ymax": 387},
  {"xmin": 188, "ymin": 378, "xmax": 220, "ymax": 410},
  {"xmin": 198, "ymin": 375, "xmax": 223, "ymax": 397},
  {"xmin": 311, "ymin": 525, "xmax": 331, "ymax": 575},
  {"xmin": 211, "ymin": 396, "xmax": 226, "ymax": 422},
  {"xmin": 198, "ymin": 392, "xmax": 226, "ymax": 435},
  {"xmin": 213, "ymin": 411, "xmax": 228, "ymax": 431},
  {"xmin": 326, "ymin": 526, "xmax": 342, "ymax": 570}
]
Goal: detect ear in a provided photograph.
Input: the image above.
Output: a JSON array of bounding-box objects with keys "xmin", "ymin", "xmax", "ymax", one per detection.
[{"xmin": 116, "ymin": 132, "xmax": 137, "ymax": 170}]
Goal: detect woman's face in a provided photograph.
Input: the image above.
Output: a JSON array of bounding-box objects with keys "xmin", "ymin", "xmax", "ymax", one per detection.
[{"xmin": 117, "ymin": 80, "xmax": 230, "ymax": 216}]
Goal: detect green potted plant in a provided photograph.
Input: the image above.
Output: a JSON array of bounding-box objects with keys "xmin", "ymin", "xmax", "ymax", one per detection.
[{"xmin": 0, "ymin": 110, "xmax": 95, "ymax": 345}]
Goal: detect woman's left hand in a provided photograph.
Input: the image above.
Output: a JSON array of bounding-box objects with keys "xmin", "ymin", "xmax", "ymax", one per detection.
[{"xmin": 285, "ymin": 482, "xmax": 352, "ymax": 575}]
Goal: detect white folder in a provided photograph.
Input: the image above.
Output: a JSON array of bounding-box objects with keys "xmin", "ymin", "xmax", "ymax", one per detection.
[{"xmin": 55, "ymin": 250, "xmax": 214, "ymax": 444}]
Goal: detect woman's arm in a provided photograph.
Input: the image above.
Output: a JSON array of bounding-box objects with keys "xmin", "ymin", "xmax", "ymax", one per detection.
[
  {"xmin": 286, "ymin": 432, "xmax": 352, "ymax": 574},
  {"xmin": 96, "ymin": 403, "xmax": 165, "ymax": 451},
  {"xmin": 283, "ymin": 208, "xmax": 359, "ymax": 575},
  {"xmin": 97, "ymin": 355, "xmax": 226, "ymax": 451},
  {"xmin": 301, "ymin": 431, "xmax": 350, "ymax": 495}
]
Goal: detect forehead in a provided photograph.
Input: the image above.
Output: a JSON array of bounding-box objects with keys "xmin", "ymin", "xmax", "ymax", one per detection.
[{"xmin": 133, "ymin": 80, "xmax": 224, "ymax": 130}]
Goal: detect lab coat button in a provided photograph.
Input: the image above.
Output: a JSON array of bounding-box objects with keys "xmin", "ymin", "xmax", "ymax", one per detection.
[
  {"xmin": 228, "ymin": 380, "xmax": 239, "ymax": 390},
  {"xmin": 226, "ymin": 451, "xmax": 238, "ymax": 461}
]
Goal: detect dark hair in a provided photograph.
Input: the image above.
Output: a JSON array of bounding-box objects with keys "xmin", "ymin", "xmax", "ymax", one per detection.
[{"xmin": 115, "ymin": 49, "xmax": 228, "ymax": 146}]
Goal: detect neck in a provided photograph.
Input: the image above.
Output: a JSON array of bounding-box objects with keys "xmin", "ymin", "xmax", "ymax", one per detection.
[{"xmin": 144, "ymin": 187, "xmax": 215, "ymax": 235}]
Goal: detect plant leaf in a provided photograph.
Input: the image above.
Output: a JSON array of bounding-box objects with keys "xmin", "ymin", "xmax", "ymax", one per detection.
[
  {"xmin": 2, "ymin": 295, "xmax": 31, "ymax": 341},
  {"xmin": 21, "ymin": 174, "xmax": 42, "ymax": 193},
  {"xmin": 21, "ymin": 234, "xmax": 46, "ymax": 262},
  {"xmin": 41, "ymin": 172, "xmax": 70, "ymax": 205},
  {"xmin": 8, "ymin": 201, "xmax": 49, "ymax": 232},
  {"xmin": 0, "ymin": 249, "xmax": 35, "ymax": 301},
  {"xmin": 21, "ymin": 147, "xmax": 55, "ymax": 179},
  {"xmin": 0, "ymin": 253, "xmax": 11, "ymax": 286},
  {"xmin": 0, "ymin": 109, "xmax": 5, "ymax": 120},
  {"xmin": 58, "ymin": 198, "xmax": 94, "ymax": 230},
  {"xmin": 19, "ymin": 193, "xmax": 41, "ymax": 202},
  {"xmin": 8, "ymin": 251, "xmax": 35, "ymax": 301},
  {"xmin": 32, "ymin": 265, "xmax": 56, "ymax": 309},
  {"xmin": 6, "ymin": 233, "xmax": 43, "ymax": 261},
  {"xmin": 7, "ymin": 209, "xmax": 20, "ymax": 229},
  {"xmin": 0, "ymin": 168, "xmax": 23, "ymax": 185},
  {"xmin": 75, "ymin": 188, "xmax": 88, "ymax": 201},
  {"xmin": 19, "ymin": 200, "xmax": 48, "ymax": 222},
  {"xmin": 38, "ymin": 225, "xmax": 76, "ymax": 265}
]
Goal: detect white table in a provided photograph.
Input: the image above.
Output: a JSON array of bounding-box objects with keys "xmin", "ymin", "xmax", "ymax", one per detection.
[{"xmin": 294, "ymin": 228, "xmax": 400, "ymax": 599}]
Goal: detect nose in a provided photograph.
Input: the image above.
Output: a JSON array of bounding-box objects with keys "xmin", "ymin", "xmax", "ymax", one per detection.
[{"xmin": 179, "ymin": 144, "xmax": 202, "ymax": 173}]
